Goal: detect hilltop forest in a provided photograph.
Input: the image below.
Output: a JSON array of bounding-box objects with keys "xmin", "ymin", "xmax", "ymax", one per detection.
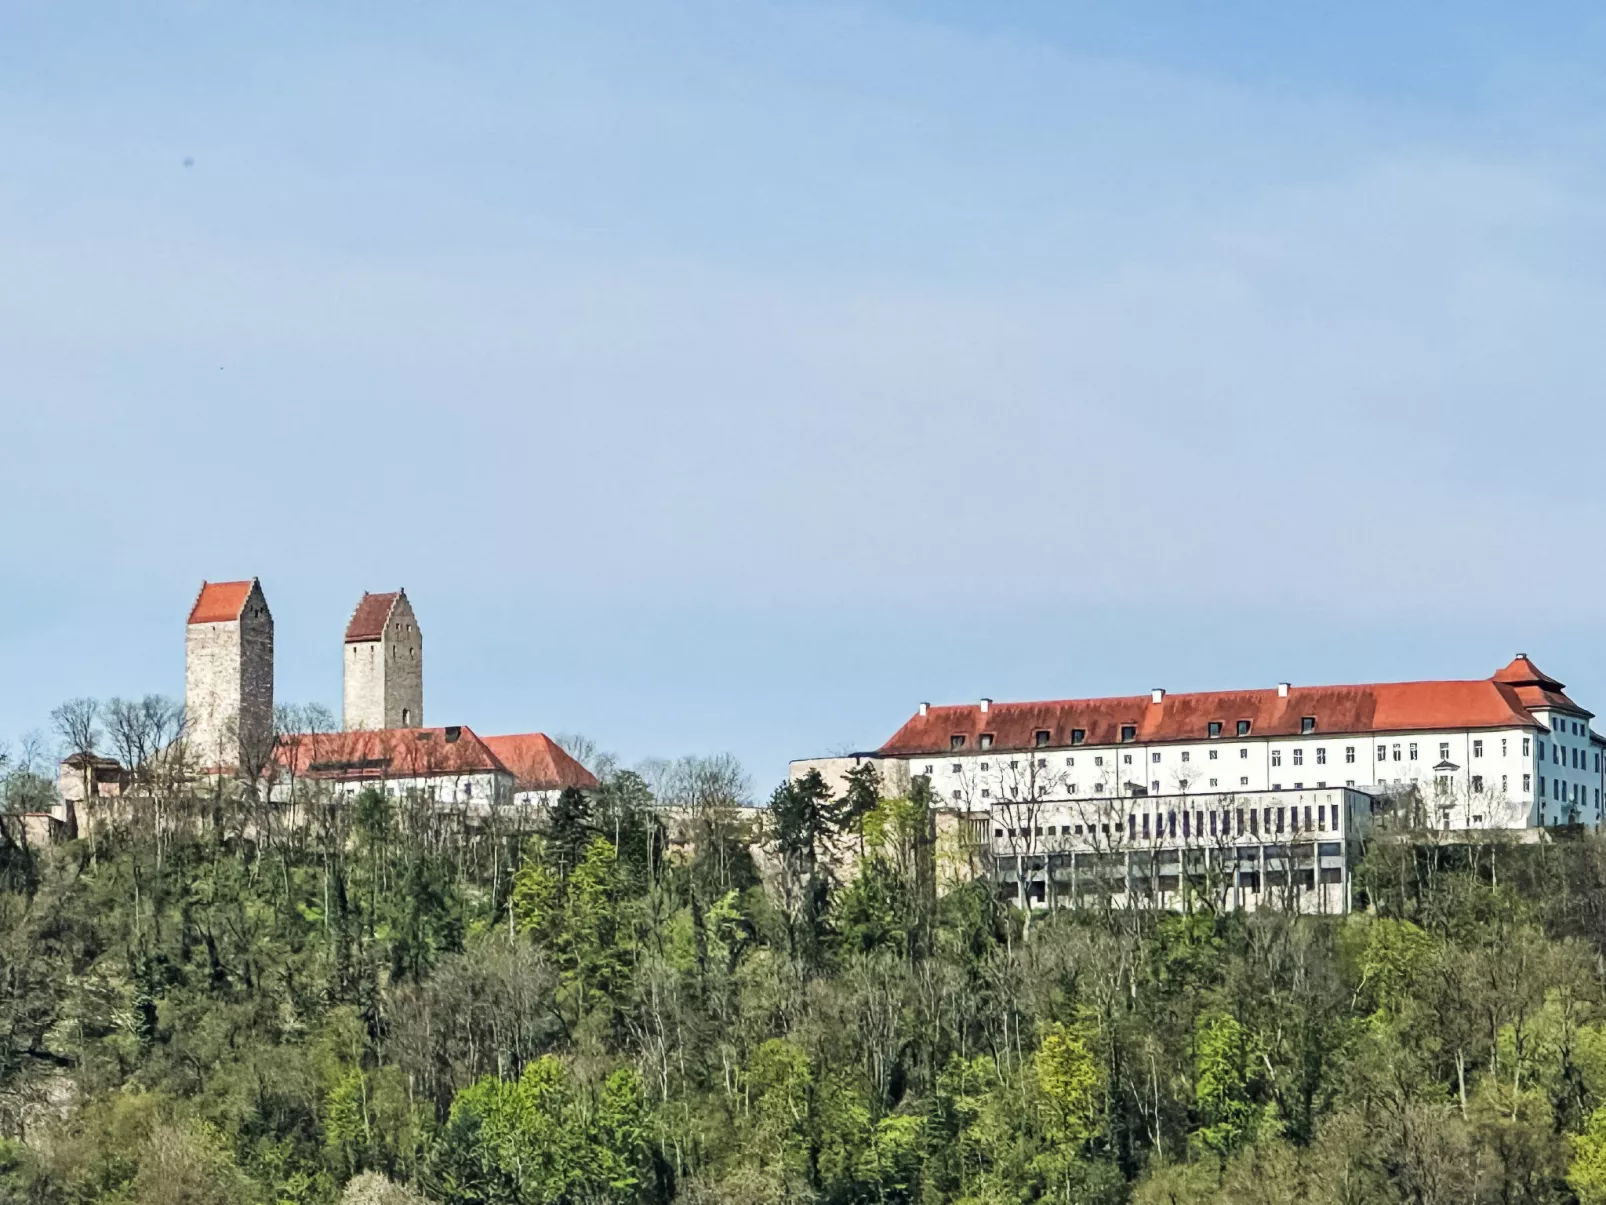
[{"xmin": 2, "ymin": 730, "xmax": 1606, "ymax": 1204}]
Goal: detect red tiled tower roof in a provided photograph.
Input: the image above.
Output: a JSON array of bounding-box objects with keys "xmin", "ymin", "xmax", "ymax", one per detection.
[
  {"xmin": 187, "ymin": 579, "xmax": 257, "ymax": 625},
  {"xmin": 345, "ymin": 592, "xmax": 402, "ymax": 643}
]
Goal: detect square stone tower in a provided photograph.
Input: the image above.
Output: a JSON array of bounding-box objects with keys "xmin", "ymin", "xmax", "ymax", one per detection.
[
  {"xmin": 343, "ymin": 589, "xmax": 423, "ymax": 731},
  {"xmin": 185, "ymin": 578, "xmax": 274, "ymax": 773}
]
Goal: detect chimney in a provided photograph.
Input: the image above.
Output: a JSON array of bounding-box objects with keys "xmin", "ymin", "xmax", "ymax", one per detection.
[
  {"xmin": 1151, "ymin": 688, "xmax": 1165, "ymax": 704},
  {"xmin": 918, "ymin": 702, "xmax": 929, "ymax": 717},
  {"xmin": 1277, "ymin": 682, "xmax": 1290, "ymax": 698},
  {"xmin": 979, "ymin": 697, "xmax": 991, "ymax": 713}
]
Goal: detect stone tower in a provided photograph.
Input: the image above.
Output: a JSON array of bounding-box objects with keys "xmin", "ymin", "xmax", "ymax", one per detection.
[
  {"xmin": 185, "ymin": 578, "xmax": 274, "ymax": 773},
  {"xmin": 343, "ymin": 590, "xmax": 423, "ymax": 731}
]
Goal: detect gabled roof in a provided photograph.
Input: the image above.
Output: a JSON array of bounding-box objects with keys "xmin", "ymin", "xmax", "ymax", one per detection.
[
  {"xmin": 275, "ymin": 725, "xmax": 503, "ymax": 780},
  {"xmin": 188, "ymin": 579, "xmax": 258, "ymax": 625},
  {"xmin": 481, "ymin": 734, "xmax": 599, "ymax": 792},
  {"xmin": 346, "ymin": 591, "xmax": 403, "ymax": 643},
  {"xmin": 880, "ymin": 658, "xmax": 1582, "ymax": 756}
]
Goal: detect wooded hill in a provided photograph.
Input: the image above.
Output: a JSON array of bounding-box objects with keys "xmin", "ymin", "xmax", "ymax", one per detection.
[{"xmin": 0, "ymin": 757, "xmax": 1604, "ymax": 1205}]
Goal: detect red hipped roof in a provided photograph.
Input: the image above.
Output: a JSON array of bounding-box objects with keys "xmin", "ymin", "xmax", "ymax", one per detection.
[
  {"xmin": 481, "ymin": 734, "xmax": 599, "ymax": 792},
  {"xmin": 188, "ymin": 580, "xmax": 257, "ymax": 625},
  {"xmin": 274, "ymin": 726, "xmax": 598, "ymax": 791},
  {"xmin": 880, "ymin": 657, "xmax": 1587, "ymax": 756}
]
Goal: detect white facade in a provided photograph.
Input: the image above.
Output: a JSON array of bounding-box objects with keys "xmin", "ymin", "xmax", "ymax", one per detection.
[
  {"xmin": 902, "ymin": 721, "xmax": 1601, "ymax": 832},
  {"xmin": 983, "ymin": 785, "xmax": 1373, "ymax": 914},
  {"xmin": 793, "ymin": 657, "xmax": 1605, "ymax": 838}
]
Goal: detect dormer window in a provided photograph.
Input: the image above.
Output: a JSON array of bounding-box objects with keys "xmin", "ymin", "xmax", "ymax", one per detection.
[
  {"xmin": 1237, "ymin": 720, "xmax": 1252, "ymax": 736},
  {"xmin": 979, "ymin": 734, "xmax": 994, "ymax": 750},
  {"xmin": 950, "ymin": 735, "xmax": 965, "ymax": 750},
  {"xmin": 1300, "ymin": 716, "xmax": 1316, "ymax": 734},
  {"xmin": 1208, "ymin": 721, "xmax": 1222, "ymax": 738},
  {"xmin": 1120, "ymin": 725, "xmax": 1137, "ymax": 742},
  {"xmin": 1034, "ymin": 730, "xmax": 1050, "ymax": 748},
  {"xmin": 1070, "ymin": 729, "xmax": 1086, "ymax": 745}
]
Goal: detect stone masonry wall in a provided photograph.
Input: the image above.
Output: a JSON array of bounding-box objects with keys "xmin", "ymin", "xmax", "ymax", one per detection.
[{"xmin": 343, "ymin": 592, "xmax": 422, "ymax": 731}]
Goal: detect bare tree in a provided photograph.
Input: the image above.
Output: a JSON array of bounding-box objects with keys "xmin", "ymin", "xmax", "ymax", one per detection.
[{"xmin": 51, "ymin": 697, "xmax": 102, "ymax": 840}]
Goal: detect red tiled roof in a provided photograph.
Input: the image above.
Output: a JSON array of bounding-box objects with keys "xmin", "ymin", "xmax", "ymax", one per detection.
[
  {"xmin": 345, "ymin": 592, "xmax": 401, "ymax": 643},
  {"xmin": 880, "ymin": 659, "xmax": 1586, "ymax": 756},
  {"xmin": 188, "ymin": 580, "xmax": 256, "ymax": 625},
  {"xmin": 275, "ymin": 725, "xmax": 504, "ymax": 780},
  {"xmin": 481, "ymin": 734, "xmax": 599, "ymax": 792}
]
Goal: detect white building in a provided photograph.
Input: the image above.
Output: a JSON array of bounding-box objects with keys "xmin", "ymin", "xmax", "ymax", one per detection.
[
  {"xmin": 839, "ymin": 655, "xmax": 1601, "ymax": 833},
  {"xmin": 271, "ymin": 725, "xmax": 596, "ymax": 814},
  {"xmin": 791, "ymin": 656, "xmax": 1604, "ymax": 913}
]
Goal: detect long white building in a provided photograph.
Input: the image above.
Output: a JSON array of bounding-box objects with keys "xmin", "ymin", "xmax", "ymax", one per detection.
[
  {"xmin": 842, "ymin": 655, "xmax": 1602, "ymax": 831},
  {"xmin": 791, "ymin": 656, "xmax": 1604, "ymax": 912}
]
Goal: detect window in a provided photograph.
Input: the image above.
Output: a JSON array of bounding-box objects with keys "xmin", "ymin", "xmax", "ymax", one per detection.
[
  {"xmin": 1317, "ymin": 748, "xmax": 1327, "ymax": 765},
  {"xmin": 951, "ymin": 763, "xmax": 961, "ymax": 773},
  {"xmin": 1209, "ymin": 749, "xmax": 1218, "ymax": 760},
  {"xmin": 979, "ymin": 734, "xmax": 993, "ymax": 750},
  {"xmin": 1209, "ymin": 777, "xmax": 1218, "ymax": 787},
  {"xmin": 952, "ymin": 791, "xmax": 962, "ymax": 801},
  {"xmin": 1472, "ymin": 775, "xmax": 1483, "ymax": 793},
  {"xmin": 401, "ymin": 707, "xmax": 411, "ymax": 725},
  {"xmin": 463, "ymin": 782, "xmax": 473, "ymax": 799},
  {"xmin": 1539, "ymin": 741, "xmax": 1546, "ymax": 760},
  {"xmin": 1409, "ymin": 743, "xmax": 1418, "ymax": 761},
  {"xmin": 1151, "ymin": 781, "xmax": 1160, "ymax": 795},
  {"xmin": 1554, "ymin": 746, "xmax": 1561, "ymax": 765},
  {"xmin": 1293, "ymin": 749, "xmax": 1304, "ymax": 766},
  {"xmin": 1094, "ymin": 756, "xmax": 1104, "ymax": 766},
  {"xmin": 1036, "ymin": 758, "xmax": 1047, "ymax": 769},
  {"xmin": 979, "ymin": 761, "xmax": 989, "ymax": 771},
  {"xmin": 1123, "ymin": 753, "xmax": 1133, "ymax": 764},
  {"xmin": 1523, "ymin": 737, "xmax": 1531, "ymax": 756},
  {"xmin": 1071, "ymin": 729, "xmax": 1085, "ymax": 745},
  {"xmin": 1541, "ymin": 776, "xmax": 1547, "ymax": 798},
  {"xmin": 1239, "ymin": 776, "xmax": 1249, "ymax": 786},
  {"xmin": 981, "ymin": 788, "xmax": 990, "ymax": 799},
  {"xmin": 994, "ymin": 829, "xmax": 1004, "ymax": 838},
  {"xmin": 1501, "ymin": 775, "xmax": 1507, "ymax": 792},
  {"xmin": 1151, "ymin": 751, "xmax": 1161, "ymax": 764},
  {"xmin": 1473, "ymin": 739, "xmax": 1483, "ymax": 758},
  {"xmin": 1377, "ymin": 745, "xmax": 1387, "ymax": 762},
  {"xmin": 1345, "ymin": 745, "xmax": 1355, "ymax": 764},
  {"xmin": 1095, "ymin": 782, "xmax": 1105, "ymax": 793},
  {"xmin": 1034, "ymin": 730, "xmax": 1050, "ymax": 747},
  {"xmin": 950, "ymin": 735, "xmax": 965, "ymax": 750},
  {"xmin": 1272, "ymin": 750, "xmax": 1282, "ymax": 767},
  {"xmin": 1208, "ymin": 721, "xmax": 1222, "ymax": 738},
  {"xmin": 1181, "ymin": 751, "xmax": 1190, "ymax": 762},
  {"xmin": 924, "ymin": 765, "xmax": 933, "ymax": 775},
  {"xmin": 1318, "ymin": 805, "xmax": 1327, "ymax": 830},
  {"xmin": 1066, "ymin": 757, "xmax": 1075, "ymax": 766},
  {"xmin": 1523, "ymin": 774, "xmax": 1531, "ymax": 792},
  {"xmin": 1439, "ymin": 742, "xmax": 1450, "ymax": 760},
  {"xmin": 1301, "ymin": 716, "xmax": 1316, "ymax": 734},
  {"xmin": 1121, "ymin": 725, "xmax": 1137, "ymax": 742},
  {"xmin": 1239, "ymin": 748, "xmax": 1249, "ymax": 759},
  {"xmin": 1237, "ymin": 720, "xmax": 1252, "ymax": 736}
]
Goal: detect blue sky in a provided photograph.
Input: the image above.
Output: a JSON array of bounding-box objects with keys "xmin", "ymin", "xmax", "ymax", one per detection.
[{"xmin": 5, "ymin": 2, "xmax": 1606, "ymax": 787}]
